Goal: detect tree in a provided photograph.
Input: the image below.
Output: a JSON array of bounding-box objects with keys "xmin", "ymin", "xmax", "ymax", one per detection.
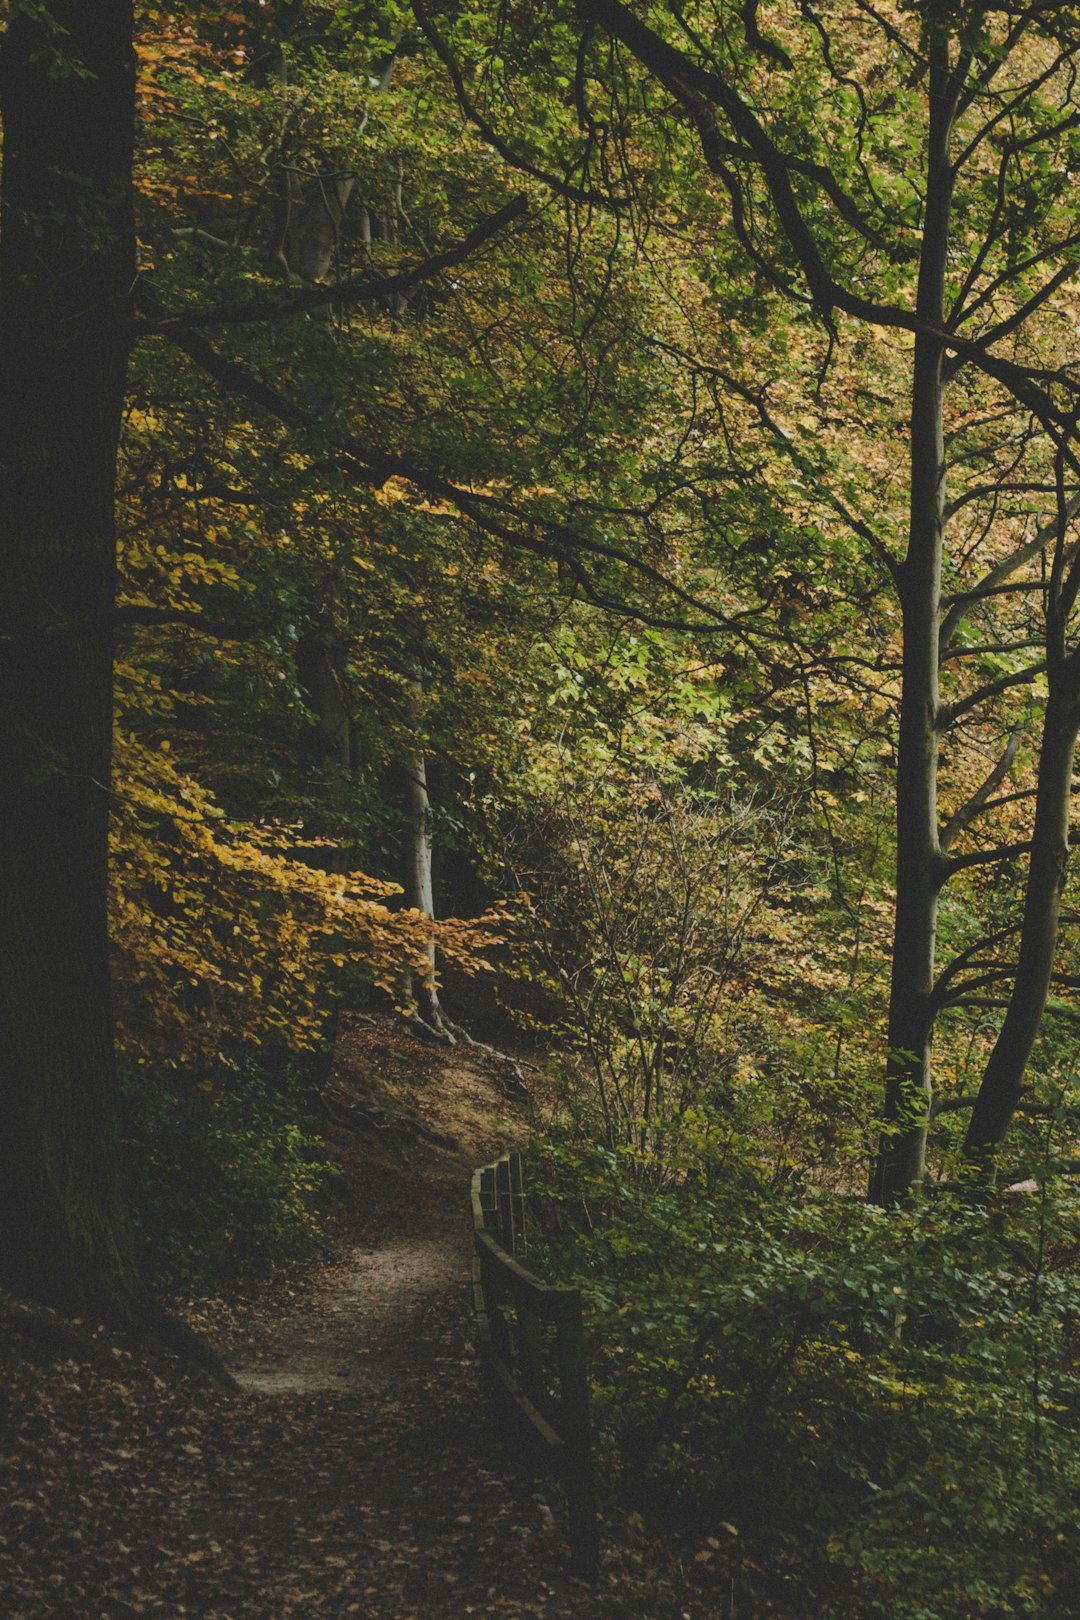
[
  {"xmin": 125, "ymin": 0, "xmax": 776, "ymax": 1025},
  {"xmin": 421, "ymin": 0, "xmax": 1080, "ymax": 1194},
  {"xmin": 0, "ymin": 1, "xmax": 143, "ymax": 1316},
  {"xmin": 0, "ymin": 0, "xmax": 494, "ymax": 1317}
]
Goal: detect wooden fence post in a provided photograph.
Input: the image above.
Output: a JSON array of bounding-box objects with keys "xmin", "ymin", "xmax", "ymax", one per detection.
[
  {"xmin": 496, "ymin": 1154, "xmax": 514, "ymax": 1254},
  {"xmin": 555, "ymin": 1291, "xmax": 599, "ymax": 1578},
  {"xmin": 510, "ymin": 1149, "xmax": 526, "ymax": 1256},
  {"xmin": 471, "ymin": 1152, "xmax": 600, "ymax": 1582}
]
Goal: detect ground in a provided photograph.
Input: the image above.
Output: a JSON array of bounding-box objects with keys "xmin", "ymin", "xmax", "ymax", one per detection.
[{"xmin": 0, "ymin": 1018, "xmax": 785, "ymax": 1618}]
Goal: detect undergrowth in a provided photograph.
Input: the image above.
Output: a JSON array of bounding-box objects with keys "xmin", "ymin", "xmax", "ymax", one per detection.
[
  {"xmin": 119, "ymin": 1044, "xmax": 331, "ymax": 1289},
  {"xmin": 528, "ymin": 1134, "xmax": 1080, "ymax": 1618}
]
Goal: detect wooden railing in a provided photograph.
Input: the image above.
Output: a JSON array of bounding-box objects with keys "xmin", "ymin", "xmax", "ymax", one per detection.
[{"xmin": 471, "ymin": 1151, "xmax": 599, "ymax": 1578}]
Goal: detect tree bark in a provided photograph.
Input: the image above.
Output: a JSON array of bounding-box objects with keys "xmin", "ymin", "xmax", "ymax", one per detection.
[
  {"xmin": 296, "ymin": 624, "xmax": 353, "ymax": 767},
  {"xmin": 963, "ymin": 683, "xmax": 1080, "ymax": 1172},
  {"xmin": 266, "ymin": 37, "xmax": 355, "ymax": 289},
  {"xmin": 869, "ymin": 38, "xmax": 954, "ymax": 1204},
  {"xmin": 397, "ymin": 666, "xmax": 457, "ymax": 1037},
  {"xmin": 401, "ymin": 746, "xmax": 440, "ymax": 1013},
  {"xmin": 0, "ymin": 3, "xmax": 140, "ymax": 1312}
]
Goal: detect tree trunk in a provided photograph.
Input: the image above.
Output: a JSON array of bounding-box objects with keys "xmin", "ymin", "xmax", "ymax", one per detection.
[
  {"xmin": 401, "ymin": 745, "xmax": 440, "ymax": 1010},
  {"xmin": 267, "ymin": 38, "xmax": 355, "ymax": 290},
  {"xmin": 296, "ymin": 625, "xmax": 353, "ymax": 767},
  {"xmin": 397, "ymin": 662, "xmax": 460, "ymax": 1036},
  {"xmin": 869, "ymin": 42, "xmax": 954, "ymax": 1204},
  {"xmin": 279, "ymin": 167, "xmax": 356, "ymax": 285},
  {"xmin": 964, "ymin": 683, "xmax": 1080, "ymax": 1172},
  {"xmin": 400, "ymin": 742, "xmax": 449, "ymax": 1032},
  {"xmin": 0, "ymin": 3, "xmax": 139, "ymax": 1313}
]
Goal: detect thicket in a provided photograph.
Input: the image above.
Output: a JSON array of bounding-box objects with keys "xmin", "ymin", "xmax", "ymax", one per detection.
[
  {"xmin": 509, "ymin": 660, "xmax": 1080, "ymax": 1612},
  {"xmin": 529, "ymin": 1128, "xmax": 1080, "ymax": 1618}
]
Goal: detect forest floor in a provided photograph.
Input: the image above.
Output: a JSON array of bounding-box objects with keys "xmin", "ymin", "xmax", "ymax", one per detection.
[{"xmin": 0, "ymin": 1017, "xmax": 789, "ymax": 1619}]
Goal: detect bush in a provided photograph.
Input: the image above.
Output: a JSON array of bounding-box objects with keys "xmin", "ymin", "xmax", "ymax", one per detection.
[
  {"xmin": 529, "ymin": 1136, "xmax": 1080, "ymax": 1617},
  {"xmin": 119, "ymin": 1047, "xmax": 331, "ymax": 1289}
]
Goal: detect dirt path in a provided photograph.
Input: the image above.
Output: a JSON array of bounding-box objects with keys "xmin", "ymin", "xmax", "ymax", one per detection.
[
  {"xmin": 230, "ymin": 1233, "xmax": 470, "ymax": 1397},
  {"xmin": 0, "ymin": 1021, "xmax": 752, "ymax": 1618}
]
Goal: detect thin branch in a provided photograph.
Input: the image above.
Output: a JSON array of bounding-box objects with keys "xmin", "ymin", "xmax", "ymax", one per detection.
[
  {"xmin": 943, "ymin": 841, "xmax": 1032, "ymax": 875},
  {"xmin": 115, "ymin": 606, "xmax": 255, "ymax": 640},
  {"xmin": 145, "ymin": 306, "xmax": 765, "ymax": 638},
  {"xmin": 135, "ymin": 198, "xmax": 529, "ymax": 333},
  {"xmin": 411, "ymin": 0, "xmax": 623, "ymax": 208},
  {"xmin": 574, "ymin": 0, "xmax": 1080, "ymax": 430},
  {"xmin": 928, "ymin": 1094, "xmax": 1080, "ymax": 1121},
  {"xmin": 941, "ymin": 638, "xmax": 1044, "ymax": 663},
  {"xmin": 937, "ymin": 662, "xmax": 1045, "ymax": 728},
  {"xmin": 940, "ymin": 494, "xmax": 1080, "ymax": 651},
  {"xmin": 957, "ymin": 257, "xmax": 1080, "ymax": 356},
  {"xmin": 939, "ymin": 726, "xmax": 1023, "ymax": 851}
]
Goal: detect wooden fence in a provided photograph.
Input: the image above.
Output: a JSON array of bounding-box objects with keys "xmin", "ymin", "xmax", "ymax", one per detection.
[{"xmin": 471, "ymin": 1151, "xmax": 599, "ymax": 1578}]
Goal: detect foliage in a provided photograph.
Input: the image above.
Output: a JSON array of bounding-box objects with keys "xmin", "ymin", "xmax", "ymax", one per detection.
[
  {"xmin": 119, "ymin": 1046, "xmax": 331, "ymax": 1287},
  {"xmin": 492, "ymin": 608, "xmax": 894, "ymax": 1185},
  {"xmin": 11, "ymin": 0, "xmax": 1080, "ymax": 1599},
  {"xmin": 110, "ymin": 719, "xmax": 506, "ymax": 1068},
  {"xmin": 529, "ymin": 1134, "xmax": 1080, "ymax": 1617}
]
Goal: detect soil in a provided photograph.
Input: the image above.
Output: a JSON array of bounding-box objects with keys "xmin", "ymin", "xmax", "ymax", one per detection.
[{"xmin": 0, "ymin": 1017, "xmax": 782, "ymax": 1619}]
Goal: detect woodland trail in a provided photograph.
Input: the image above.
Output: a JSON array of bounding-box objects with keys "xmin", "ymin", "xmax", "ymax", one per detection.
[{"xmin": 0, "ymin": 1020, "xmax": 772, "ymax": 1619}]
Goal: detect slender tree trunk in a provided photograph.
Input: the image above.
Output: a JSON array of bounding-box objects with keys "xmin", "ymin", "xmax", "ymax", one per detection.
[
  {"xmin": 870, "ymin": 43, "xmax": 953, "ymax": 1204},
  {"xmin": 403, "ymin": 750, "xmax": 436, "ymax": 928},
  {"xmin": 0, "ymin": 3, "xmax": 140, "ymax": 1313},
  {"xmin": 401, "ymin": 744, "xmax": 444, "ymax": 1025},
  {"xmin": 964, "ymin": 683, "xmax": 1080, "ymax": 1171},
  {"xmin": 397, "ymin": 666, "xmax": 459, "ymax": 1037},
  {"xmin": 266, "ymin": 36, "xmax": 355, "ymax": 291}
]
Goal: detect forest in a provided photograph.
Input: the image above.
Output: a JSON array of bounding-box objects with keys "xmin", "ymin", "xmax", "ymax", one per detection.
[{"xmin": 3, "ymin": 0, "xmax": 1080, "ymax": 1615}]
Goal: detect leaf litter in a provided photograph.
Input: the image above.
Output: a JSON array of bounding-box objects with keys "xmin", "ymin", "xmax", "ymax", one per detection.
[{"xmin": 0, "ymin": 1019, "xmax": 786, "ymax": 1618}]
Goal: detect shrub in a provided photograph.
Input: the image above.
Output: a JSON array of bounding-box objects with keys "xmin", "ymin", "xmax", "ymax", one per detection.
[
  {"xmin": 529, "ymin": 1136, "xmax": 1080, "ymax": 1617},
  {"xmin": 120, "ymin": 1047, "xmax": 331, "ymax": 1289}
]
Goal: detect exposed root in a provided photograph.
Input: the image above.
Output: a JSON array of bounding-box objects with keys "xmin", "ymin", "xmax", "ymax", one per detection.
[
  {"xmin": 130, "ymin": 1300, "xmax": 240, "ymax": 1391},
  {"xmin": 397, "ymin": 1008, "xmax": 532, "ymax": 1098}
]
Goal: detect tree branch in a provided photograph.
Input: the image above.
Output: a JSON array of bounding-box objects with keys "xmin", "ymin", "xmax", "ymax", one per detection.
[
  {"xmin": 943, "ymin": 841, "xmax": 1032, "ymax": 875},
  {"xmin": 115, "ymin": 605, "xmax": 255, "ymax": 640},
  {"xmin": 135, "ymin": 197, "xmax": 529, "ymax": 334},
  {"xmin": 145, "ymin": 307, "xmax": 766, "ymax": 638},
  {"xmin": 573, "ymin": 0, "xmax": 1080, "ymax": 431},
  {"xmin": 940, "ymin": 494, "xmax": 1080, "ymax": 652},
  {"xmin": 939, "ymin": 726, "xmax": 1023, "ymax": 851},
  {"xmin": 937, "ymin": 662, "xmax": 1045, "ymax": 728},
  {"xmin": 412, "ymin": 0, "xmax": 622, "ymax": 208}
]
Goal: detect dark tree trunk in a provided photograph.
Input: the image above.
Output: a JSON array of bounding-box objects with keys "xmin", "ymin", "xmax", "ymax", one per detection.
[
  {"xmin": 296, "ymin": 625, "xmax": 353, "ymax": 767},
  {"xmin": 869, "ymin": 321, "xmax": 945, "ymax": 1203},
  {"xmin": 0, "ymin": 3, "xmax": 139, "ymax": 1313},
  {"xmin": 964, "ymin": 683, "xmax": 1080, "ymax": 1172},
  {"xmin": 869, "ymin": 36, "xmax": 954, "ymax": 1204}
]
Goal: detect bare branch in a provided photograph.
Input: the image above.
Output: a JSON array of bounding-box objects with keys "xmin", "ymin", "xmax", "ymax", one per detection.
[
  {"xmin": 939, "ymin": 726, "xmax": 1023, "ymax": 851},
  {"xmin": 938, "ymin": 663, "xmax": 1045, "ymax": 728}
]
